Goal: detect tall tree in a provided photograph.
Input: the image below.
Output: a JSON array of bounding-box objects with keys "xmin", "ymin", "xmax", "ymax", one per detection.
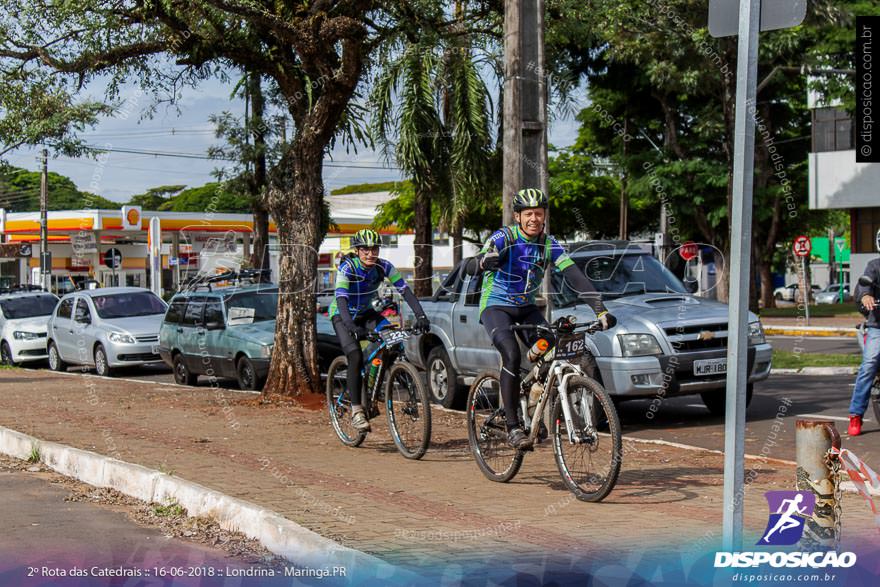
[{"xmin": 0, "ymin": 0, "xmax": 420, "ymax": 396}]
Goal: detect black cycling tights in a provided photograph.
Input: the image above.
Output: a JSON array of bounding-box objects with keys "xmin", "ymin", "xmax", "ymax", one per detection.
[
  {"xmin": 481, "ymin": 305, "xmax": 552, "ymax": 430},
  {"xmin": 331, "ymin": 312, "xmax": 380, "ymax": 408}
]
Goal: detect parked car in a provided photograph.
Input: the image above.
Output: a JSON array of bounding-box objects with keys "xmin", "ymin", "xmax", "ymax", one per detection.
[
  {"xmin": 158, "ymin": 284, "xmax": 343, "ymax": 390},
  {"xmin": 773, "ymin": 283, "xmax": 821, "ymax": 302},
  {"xmin": 399, "ymin": 242, "xmax": 773, "ymax": 415},
  {"xmin": 815, "ymin": 283, "xmax": 852, "ymax": 304},
  {"xmin": 46, "ymin": 287, "xmax": 168, "ymax": 376},
  {"xmin": 0, "ymin": 286, "xmax": 59, "ymax": 365}
]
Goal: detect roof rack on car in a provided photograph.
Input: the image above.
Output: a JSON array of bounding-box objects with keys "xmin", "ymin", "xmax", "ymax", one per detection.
[
  {"xmin": 0, "ymin": 284, "xmax": 48, "ymax": 295},
  {"xmin": 180, "ymin": 268, "xmax": 272, "ymax": 292}
]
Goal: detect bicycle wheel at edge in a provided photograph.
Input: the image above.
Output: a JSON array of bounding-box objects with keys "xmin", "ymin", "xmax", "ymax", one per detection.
[
  {"xmin": 551, "ymin": 375, "xmax": 622, "ymax": 502},
  {"xmin": 466, "ymin": 371, "xmax": 524, "ymax": 483},
  {"xmin": 325, "ymin": 355, "xmax": 367, "ymax": 447},
  {"xmin": 385, "ymin": 360, "xmax": 432, "ymax": 459}
]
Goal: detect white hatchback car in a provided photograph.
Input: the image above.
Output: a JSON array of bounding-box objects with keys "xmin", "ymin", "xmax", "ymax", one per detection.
[{"xmin": 0, "ymin": 287, "xmax": 60, "ymax": 365}]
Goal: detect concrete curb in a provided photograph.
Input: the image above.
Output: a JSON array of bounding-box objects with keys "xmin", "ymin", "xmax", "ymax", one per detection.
[
  {"xmin": 0, "ymin": 426, "xmax": 397, "ymax": 575},
  {"xmin": 771, "ymin": 367, "xmax": 858, "ymax": 376},
  {"xmin": 764, "ymin": 326, "xmax": 857, "ymax": 337}
]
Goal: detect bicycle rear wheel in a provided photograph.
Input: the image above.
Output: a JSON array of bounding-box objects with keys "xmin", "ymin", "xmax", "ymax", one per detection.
[
  {"xmin": 551, "ymin": 376, "xmax": 622, "ymax": 502},
  {"xmin": 325, "ymin": 356, "xmax": 367, "ymax": 447},
  {"xmin": 385, "ymin": 361, "xmax": 432, "ymax": 459},
  {"xmin": 466, "ymin": 371, "xmax": 524, "ymax": 483}
]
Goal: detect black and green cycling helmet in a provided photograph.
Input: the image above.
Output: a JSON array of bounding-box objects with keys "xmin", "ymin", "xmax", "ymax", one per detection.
[
  {"xmin": 513, "ymin": 188, "xmax": 548, "ymax": 212},
  {"xmin": 351, "ymin": 228, "xmax": 381, "ymax": 248}
]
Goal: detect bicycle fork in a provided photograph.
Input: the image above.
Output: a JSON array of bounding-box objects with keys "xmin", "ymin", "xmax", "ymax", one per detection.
[{"xmin": 557, "ymin": 369, "xmax": 595, "ymax": 444}]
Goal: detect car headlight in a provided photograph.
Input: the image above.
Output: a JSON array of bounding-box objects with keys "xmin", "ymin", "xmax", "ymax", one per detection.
[
  {"xmin": 260, "ymin": 344, "xmax": 273, "ymax": 358},
  {"xmin": 12, "ymin": 331, "xmax": 41, "ymax": 340},
  {"xmin": 108, "ymin": 332, "xmax": 136, "ymax": 344},
  {"xmin": 617, "ymin": 334, "xmax": 662, "ymax": 357},
  {"xmin": 748, "ymin": 321, "xmax": 765, "ymax": 346}
]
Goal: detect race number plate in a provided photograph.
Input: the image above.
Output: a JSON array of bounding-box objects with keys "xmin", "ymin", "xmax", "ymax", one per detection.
[
  {"xmin": 379, "ymin": 329, "xmax": 411, "ymax": 345},
  {"xmin": 555, "ymin": 334, "xmax": 587, "ymax": 360},
  {"xmin": 693, "ymin": 358, "xmax": 727, "ymax": 376}
]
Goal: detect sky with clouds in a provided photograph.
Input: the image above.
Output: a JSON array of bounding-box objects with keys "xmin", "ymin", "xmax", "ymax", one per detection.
[{"xmin": 3, "ymin": 76, "xmax": 586, "ymax": 204}]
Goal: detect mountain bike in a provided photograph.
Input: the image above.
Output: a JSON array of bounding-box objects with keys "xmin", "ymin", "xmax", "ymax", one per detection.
[
  {"xmin": 326, "ymin": 325, "xmax": 432, "ymax": 460},
  {"xmin": 466, "ymin": 317, "xmax": 622, "ymax": 502}
]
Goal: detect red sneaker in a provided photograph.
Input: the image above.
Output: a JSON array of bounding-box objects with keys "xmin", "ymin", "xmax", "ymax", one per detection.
[{"xmin": 848, "ymin": 415, "xmax": 863, "ymax": 437}]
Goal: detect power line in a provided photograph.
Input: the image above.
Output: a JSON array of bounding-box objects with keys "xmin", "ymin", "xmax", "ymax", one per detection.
[{"xmin": 70, "ymin": 143, "xmax": 401, "ymax": 170}]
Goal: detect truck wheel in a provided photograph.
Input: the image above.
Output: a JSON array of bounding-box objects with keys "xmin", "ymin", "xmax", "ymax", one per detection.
[
  {"xmin": 426, "ymin": 346, "xmax": 459, "ymax": 409},
  {"xmin": 701, "ymin": 384, "xmax": 753, "ymax": 417}
]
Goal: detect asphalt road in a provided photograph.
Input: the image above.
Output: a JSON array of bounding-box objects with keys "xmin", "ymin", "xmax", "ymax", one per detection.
[
  {"xmin": 618, "ymin": 373, "xmax": 879, "ymax": 466},
  {"xmin": 767, "ymin": 335, "xmax": 861, "ymax": 354},
  {"xmin": 0, "ymin": 465, "xmax": 265, "ymax": 584}
]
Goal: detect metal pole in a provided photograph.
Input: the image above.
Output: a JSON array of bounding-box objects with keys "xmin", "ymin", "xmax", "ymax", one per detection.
[
  {"xmin": 722, "ymin": 0, "xmax": 761, "ymax": 552},
  {"xmin": 502, "ymin": 0, "xmax": 521, "ymax": 227},
  {"xmin": 795, "ymin": 419, "xmax": 841, "ymax": 550},
  {"xmin": 803, "ymin": 256, "xmax": 810, "ymax": 326},
  {"xmin": 39, "ymin": 148, "xmax": 50, "ymax": 292}
]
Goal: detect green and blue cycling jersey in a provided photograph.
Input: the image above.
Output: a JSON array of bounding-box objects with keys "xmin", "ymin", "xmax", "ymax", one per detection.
[
  {"xmin": 478, "ymin": 224, "xmax": 576, "ymax": 314},
  {"xmin": 329, "ymin": 256, "xmax": 409, "ymax": 319}
]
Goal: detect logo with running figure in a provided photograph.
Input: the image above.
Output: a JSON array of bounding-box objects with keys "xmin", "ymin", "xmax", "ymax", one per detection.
[{"xmin": 759, "ymin": 490, "xmax": 816, "ymax": 546}]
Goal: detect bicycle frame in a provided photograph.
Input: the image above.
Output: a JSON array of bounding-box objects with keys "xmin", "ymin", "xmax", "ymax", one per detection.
[
  {"xmin": 520, "ymin": 357, "xmax": 596, "ymax": 445},
  {"xmin": 333, "ymin": 329, "xmax": 409, "ymax": 416}
]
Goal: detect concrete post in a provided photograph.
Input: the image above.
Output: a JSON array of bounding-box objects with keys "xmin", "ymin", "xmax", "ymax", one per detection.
[{"xmin": 796, "ymin": 419, "xmax": 841, "ymax": 550}]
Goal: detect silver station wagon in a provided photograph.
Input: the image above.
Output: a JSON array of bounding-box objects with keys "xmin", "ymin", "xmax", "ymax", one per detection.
[{"xmin": 46, "ymin": 287, "xmax": 168, "ymax": 376}]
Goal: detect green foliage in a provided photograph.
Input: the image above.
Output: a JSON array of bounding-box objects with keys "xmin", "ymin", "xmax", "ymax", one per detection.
[
  {"xmin": 152, "ymin": 500, "xmax": 186, "ymax": 517},
  {"xmin": 27, "ymin": 443, "xmax": 40, "ymax": 464},
  {"xmin": 157, "ymin": 182, "xmax": 249, "ymax": 213},
  {"xmin": 0, "ymin": 165, "xmax": 117, "ymax": 210},
  {"xmin": 126, "ymin": 185, "xmax": 186, "ymax": 210},
  {"xmin": 771, "ymin": 349, "xmax": 861, "ymax": 369},
  {"xmin": 331, "ymin": 181, "xmax": 411, "ymax": 196}
]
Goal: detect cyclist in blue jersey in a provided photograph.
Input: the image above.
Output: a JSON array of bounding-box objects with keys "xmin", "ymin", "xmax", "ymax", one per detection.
[
  {"xmin": 330, "ymin": 229, "xmax": 430, "ymax": 431},
  {"xmin": 465, "ymin": 188, "xmax": 616, "ymax": 450}
]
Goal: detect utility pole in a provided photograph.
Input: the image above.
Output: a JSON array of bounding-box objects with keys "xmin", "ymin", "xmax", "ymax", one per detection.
[
  {"xmin": 39, "ymin": 148, "xmax": 50, "ymax": 292},
  {"xmin": 618, "ymin": 117, "xmax": 629, "ymax": 241},
  {"xmin": 502, "ymin": 0, "xmax": 548, "ymax": 226}
]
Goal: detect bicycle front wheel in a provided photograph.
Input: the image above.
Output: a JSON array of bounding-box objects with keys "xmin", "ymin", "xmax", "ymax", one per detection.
[
  {"xmin": 385, "ymin": 361, "xmax": 432, "ymax": 459},
  {"xmin": 551, "ymin": 376, "xmax": 621, "ymax": 502},
  {"xmin": 466, "ymin": 371, "xmax": 524, "ymax": 483},
  {"xmin": 325, "ymin": 356, "xmax": 367, "ymax": 448}
]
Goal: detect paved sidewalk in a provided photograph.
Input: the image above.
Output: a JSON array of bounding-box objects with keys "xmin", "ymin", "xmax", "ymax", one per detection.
[{"xmin": 0, "ymin": 368, "xmax": 877, "ymax": 569}]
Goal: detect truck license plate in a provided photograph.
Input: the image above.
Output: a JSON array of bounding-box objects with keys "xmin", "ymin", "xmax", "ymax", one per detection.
[{"xmin": 694, "ymin": 358, "xmax": 726, "ymax": 376}]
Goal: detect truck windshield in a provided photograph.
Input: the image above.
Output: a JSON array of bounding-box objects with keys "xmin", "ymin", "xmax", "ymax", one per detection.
[
  {"xmin": 0, "ymin": 294, "xmax": 59, "ymax": 319},
  {"xmin": 224, "ymin": 289, "xmax": 278, "ymax": 324},
  {"xmin": 551, "ymin": 254, "xmax": 688, "ymax": 308}
]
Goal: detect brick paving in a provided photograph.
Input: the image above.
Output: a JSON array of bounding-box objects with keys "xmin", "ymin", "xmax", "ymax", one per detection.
[{"xmin": 0, "ymin": 368, "xmax": 877, "ymax": 569}]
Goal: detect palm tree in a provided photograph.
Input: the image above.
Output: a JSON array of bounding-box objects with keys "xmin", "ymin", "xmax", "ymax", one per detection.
[{"xmin": 371, "ymin": 2, "xmax": 494, "ymax": 293}]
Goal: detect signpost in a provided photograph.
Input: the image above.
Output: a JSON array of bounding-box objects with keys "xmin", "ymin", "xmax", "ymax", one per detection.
[
  {"xmin": 793, "ymin": 235, "xmax": 812, "ymax": 324},
  {"xmin": 835, "ymin": 238, "xmax": 846, "ymax": 303},
  {"xmin": 709, "ymin": 0, "xmax": 806, "ymax": 552},
  {"xmin": 103, "ymin": 247, "xmax": 122, "ymax": 287}
]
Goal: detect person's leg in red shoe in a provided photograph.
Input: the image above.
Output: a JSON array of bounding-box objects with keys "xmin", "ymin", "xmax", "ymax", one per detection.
[{"xmin": 849, "ymin": 327, "xmax": 880, "ymax": 436}]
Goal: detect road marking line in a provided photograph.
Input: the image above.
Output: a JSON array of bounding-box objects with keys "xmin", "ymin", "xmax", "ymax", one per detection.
[{"xmin": 19, "ymin": 366, "xmax": 260, "ymax": 395}]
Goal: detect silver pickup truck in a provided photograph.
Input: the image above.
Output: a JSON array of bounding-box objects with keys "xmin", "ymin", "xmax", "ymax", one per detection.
[{"xmin": 401, "ymin": 241, "xmax": 773, "ymax": 414}]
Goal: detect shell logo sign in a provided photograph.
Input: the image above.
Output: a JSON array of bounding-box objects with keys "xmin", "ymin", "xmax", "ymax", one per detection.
[{"xmin": 121, "ymin": 206, "xmax": 142, "ymax": 231}]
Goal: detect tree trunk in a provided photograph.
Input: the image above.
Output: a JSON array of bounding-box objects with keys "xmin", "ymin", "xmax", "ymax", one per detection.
[
  {"xmin": 452, "ymin": 220, "xmax": 463, "ymax": 267},
  {"xmin": 248, "ymin": 74, "xmax": 271, "ymax": 273},
  {"xmin": 749, "ymin": 243, "xmax": 760, "ymax": 314},
  {"xmin": 715, "ymin": 248, "xmax": 730, "ymax": 303},
  {"xmin": 760, "ymin": 261, "xmax": 775, "ymax": 309},
  {"xmin": 413, "ymin": 186, "xmax": 433, "ymax": 297},
  {"xmin": 263, "ymin": 142, "xmax": 323, "ymax": 396}
]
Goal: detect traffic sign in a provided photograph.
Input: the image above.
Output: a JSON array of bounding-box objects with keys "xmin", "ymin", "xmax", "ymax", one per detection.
[
  {"xmin": 679, "ymin": 241, "xmax": 698, "ymax": 261},
  {"xmin": 103, "ymin": 248, "xmax": 123, "ymax": 269},
  {"xmin": 792, "ymin": 236, "xmax": 811, "ymax": 258},
  {"xmin": 835, "ymin": 238, "xmax": 846, "ymax": 254},
  {"xmin": 709, "ymin": 0, "xmax": 807, "ymax": 38},
  {"xmin": 18, "ymin": 243, "xmax": 32, "ymax": 257}
]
